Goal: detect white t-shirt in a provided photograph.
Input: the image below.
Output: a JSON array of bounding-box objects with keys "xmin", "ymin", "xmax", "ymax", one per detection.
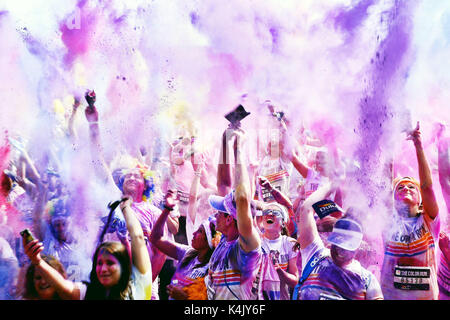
[{"xmin": 261, "ymin": 235, "xmax": 298, "ymax": 300}]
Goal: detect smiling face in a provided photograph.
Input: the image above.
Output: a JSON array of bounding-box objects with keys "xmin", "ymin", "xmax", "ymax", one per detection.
[
  {"xmin": 96, "ymin": 250, "xmax": 122, "ymax": 289},
  {"xmin": 261, "ymin": 205, "xmax": 286, "ymax": 234},
  {"xmin": 34, "ymin": 269, "xmax": 56, "ymax": 300},
  {"xmin": 121, "ymin": 169, "xmax": 145, "ymax": 198},
  {"xmin": 394, "ymin": 181, "xmax": 421, "ymax": 206},
  {"xmin": 262, "ymin": 210, "xmax": 284, "ymax": 232}
]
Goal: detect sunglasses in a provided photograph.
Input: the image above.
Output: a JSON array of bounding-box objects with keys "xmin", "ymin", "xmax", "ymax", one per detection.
[{"xmin": 262, "ymin": 209, "xmax": 283, "ymax": 217}]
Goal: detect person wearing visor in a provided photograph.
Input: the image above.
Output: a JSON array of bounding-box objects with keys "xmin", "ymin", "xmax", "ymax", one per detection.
[
  {"xmin": 205, "ymin": 127, "xmax": 262, "ymax": 300},
  {"xmin": 380, "ymin": 122, "xmax": 440, "ymax": 300},
  {"xmin": 293, "ymin": 182, "xmax": 383, "ymax": 300},
  {"xmin": 259, "ymin": 202, "xmax": 299, "ymax": 300}
]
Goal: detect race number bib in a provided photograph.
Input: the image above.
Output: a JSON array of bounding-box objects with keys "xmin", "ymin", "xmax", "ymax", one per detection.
[{"xmin": 394, "ymin": 266, "xmax": 431, "ymax": 291}]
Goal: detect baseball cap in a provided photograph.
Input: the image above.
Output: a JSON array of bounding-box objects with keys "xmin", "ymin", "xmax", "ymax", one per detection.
[
  {"xmin": 208, "ymin": 191, "xmax": 237, "ymax": 219},
  {"xmin": 327, "ymin": 218, "xmax": 363, "ymax": 251}
]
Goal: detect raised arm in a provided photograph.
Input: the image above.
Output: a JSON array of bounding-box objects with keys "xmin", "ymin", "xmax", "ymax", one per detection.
[
  {"xmin": 297, "ymin": 181, "xmax": 336, "ymax": 249},
  {"xmin": 23, "ymin": 238, "xmax": 81, "ymax": 300},
  {"xmin": 231, "ymin": 129, "xmax": 260, "ymax": 253},
  {"xmin": 217, "ymin": 129, "xmax": 233, "ymax": 196},
  {"xmin": 280, "ymin": 123, "xmax": 309, "ymax": 179},
  {"xmin": 408, "ymin": 122, "xmax": 439, "ymax": 220},
  {"xmin": 149, "ymin": 190, "xmax": 180, "ymax": 260},
  {"xmin": 187, "ymin": 158, "xmax": 203, "ymax": 225},
  {"xmin": 258, "ymin": 175, "xmax": 293, "ymax": 210},
  {"xmin": 84, "ymin": 91, "xmax": 114, "ymax": 185},
  {"xmin": 31, "ymin": 182, "xmax": 49, "ymax": 241},
  {"xmin": 120, "ymin": 197, "xmax": 152, "ymax": 275},
  {"xmin": 68, "ymin": 97, "xmax": 80, "ymax": 142}
]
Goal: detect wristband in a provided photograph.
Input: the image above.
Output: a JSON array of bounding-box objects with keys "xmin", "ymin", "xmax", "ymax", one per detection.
[{"xmin": 164, "ymin": 205, "xmax": 174, "ymax": 211}]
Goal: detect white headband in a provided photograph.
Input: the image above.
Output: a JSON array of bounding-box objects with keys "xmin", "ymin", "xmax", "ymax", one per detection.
[{"xmin": 202, "ymin": 220, "xmax": 213, "ymax": 249}]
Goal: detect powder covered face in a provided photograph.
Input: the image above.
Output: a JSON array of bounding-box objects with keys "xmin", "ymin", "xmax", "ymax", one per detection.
[
  {"xmin": 96, "ymin": 251, "xmax": 122, "ymax": 289},
  {"xmin": 121, "ymin": 169, "xmax": 145, "ymax": 198},
  {"xmin": 51, "ymin": 217, "xmax": 68, "ymax": 242},
  {"xmin": 214, "ymin": 211, "xmax": 231, "ymax": 234},
  {"xmin": 394, "ymin": 181, "xmax": 421, "ymax": 206},
  {"xmin": 262, "ymin": 208, "xmax": 284, "ymax": 233},
  {"xmin": 34, "ymin": 269, "xmax": 56, "ymax": 300}
]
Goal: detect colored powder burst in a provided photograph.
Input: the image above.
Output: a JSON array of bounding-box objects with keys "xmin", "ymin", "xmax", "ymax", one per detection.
[{"xmin": 0, "ymin": 0, "xmax": 449, "ymax": 282}]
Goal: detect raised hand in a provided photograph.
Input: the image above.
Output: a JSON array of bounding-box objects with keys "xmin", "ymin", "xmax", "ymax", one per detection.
[
  {"xmin": 23, "ymin": 239, "xmax": 44, "ymax": 266},
  {"xmin": 258, "ymin": 175, "xmax": 273, "ymax": 191},
  {"xmin": 406, "ymin": 121, "xmax": 422, "ymax": 147},
  {"xmin": 85, "ymin": 90, "xmax": 96, "ymax": 107},
  {"xmin": 164, "ymin": 189, "xmax": 178, "ymax": 210}
]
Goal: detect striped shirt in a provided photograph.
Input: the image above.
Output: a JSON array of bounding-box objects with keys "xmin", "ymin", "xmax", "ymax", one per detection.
[
  {"xmin": 207, "ymin": 236, "xmax": 261, "ymax": 300},
  {"xmin": 299, "ymin": 237, "xmax": 383, "ymax": 300},
  {"xmin": 381, "ymin": 214, "xmax": 440, "ymax": 300}
]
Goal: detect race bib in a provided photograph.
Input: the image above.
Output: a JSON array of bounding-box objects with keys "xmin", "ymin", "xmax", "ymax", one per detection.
[{"xmin": 394, "ymin": 266, "xmax": 431, "ymax": 291}]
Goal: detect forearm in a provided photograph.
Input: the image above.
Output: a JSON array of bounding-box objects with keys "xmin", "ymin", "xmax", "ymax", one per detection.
[
  {"xmin": 35, "ymin": 260, "xmax": 79, "ymax": 300},
  {"xmin": 297, "ymin": 182, "xmax": 331, "ymax": 249},
  {"xmin": 188, "ymin": 172, "xmax": 201, "ymax": 224},
  {"xmin": 167, "ymin": 215, "xmax": 179, "ymax": 235},
  {"xmin": 88, "ymin": 123, "xmax": 112, "ymax": 182},
  {"xmin": 32, "ymin": 188, "xmax": 48, "ymax": 240},
  {"xmin": 276, "ymin": 268, "xmax": 298, "ymax": 288},
  {"xmin": 270, "ymin": 188, "xmax": 293, "ymax": 209},
  {"xmin": 290, "ymin": 154, "xmax": 308, "ymax": 178},
  {"xmin": 217, "ymin": 134, "xmax": 232, "ymax": 195},
  {"xmin": 415, "ymin": 144, "xmax": 433, "ymax": 189},
  {"xmin": 122, "ymin": 205, "xmax": 151, "ymax": 274},
  {"xmin": 149, "ymin": 208, "xmax": 170, "ymax": 244},
  {"xmin": 235, "ymin": 151, "xmax": 259, "ymax": 251},
  {"xmin": 415, "ymin": 143, "xmax": 439, "ymax": 218}
]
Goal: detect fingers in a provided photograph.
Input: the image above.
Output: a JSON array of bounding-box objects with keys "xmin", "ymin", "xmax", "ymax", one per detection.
[{"xmin": 24, "ymin": 239, "xmax": 43, "ymax": 260}]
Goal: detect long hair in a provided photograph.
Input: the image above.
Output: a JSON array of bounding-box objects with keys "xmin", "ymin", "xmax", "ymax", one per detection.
[
  {"xmin": 179, "ymin": 222, "xmax": 217, "ymax": 270},
  {"xmin": 84, "ymin": 241, "xmax": 133, "ymax": 300},
  {"xmin": 24, "ymin": 255, "xmax": 67, "ymax": 300}
]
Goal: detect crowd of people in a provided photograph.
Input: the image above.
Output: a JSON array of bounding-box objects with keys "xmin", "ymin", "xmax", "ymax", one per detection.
[{"xmin": 0, "ymin": 91, "xmax": 449, "ymax": 301}]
